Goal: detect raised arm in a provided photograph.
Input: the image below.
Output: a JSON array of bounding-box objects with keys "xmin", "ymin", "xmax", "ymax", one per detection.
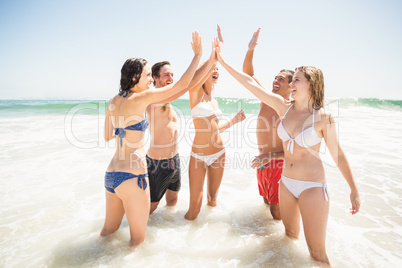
[
  {"xmin": 156, "ymin": 40, "xmax": 218, "ymax": 104},
  {"xmin": 243, "ymin": 28, "xmax": 263, "ymax": 87},
  {"xmin": 140, "ymin": 31, "xmax": 202, "ymax": 105},
  {"xmin": 322, "ymin": 113, "xmax": 360, "ymax": 215},
  {"xmin": 216, "ymin": 42, "xmax": 287, "ymax": 116}
]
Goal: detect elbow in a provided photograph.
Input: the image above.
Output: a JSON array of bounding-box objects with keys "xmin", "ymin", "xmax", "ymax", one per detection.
[{"xmin": 104, "ymin": 133, "xmax": 113, "ymax": 142}]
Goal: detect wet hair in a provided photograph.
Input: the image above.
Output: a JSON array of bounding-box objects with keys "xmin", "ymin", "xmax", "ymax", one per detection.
[
  {"xmin": 119, "ymin": 58, "xmax": 147, "ymax": 93},
  {"xmin": 280, "ymin": 69, "xmax": 295, "ymax": 84},
  {"xmin": 295, "ymin": 66, "xmax": 324, "ymax": 109},
  {"xmin": 151, "ymin": 61, "xmax": 171, "ymax": 85}
]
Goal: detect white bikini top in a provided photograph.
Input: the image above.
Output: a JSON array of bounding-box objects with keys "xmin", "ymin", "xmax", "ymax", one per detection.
[
  {"xmin": 277, "ymin": 104, "xmax": 322, "ymax": 154},
  {"xmin": 191, "ymin": 92, "xmax": 223, "ymax": 119}
]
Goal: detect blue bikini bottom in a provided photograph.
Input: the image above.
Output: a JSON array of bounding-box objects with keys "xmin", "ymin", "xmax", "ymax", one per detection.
[{"xmin": 105, "ymin": 171, "xmax": 148, "ymax": 193}]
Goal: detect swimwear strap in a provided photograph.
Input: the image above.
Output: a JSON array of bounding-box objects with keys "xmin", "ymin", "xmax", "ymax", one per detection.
[
  {"xmin": 119, "ymin": 89, "xmax": 132, "ymax": 98},
  {"xmin": 136, "ymin": 173, "xmax": 148, "ymax": 190},
  {"xmin": 115, "ymin": 128, "xmax": 126, "ymax": 147}
]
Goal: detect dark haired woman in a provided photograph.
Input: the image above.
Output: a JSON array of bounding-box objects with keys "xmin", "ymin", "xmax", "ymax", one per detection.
[{"xmin": 100, "ymin": 32, "xmax": 202, "ymax": 247}]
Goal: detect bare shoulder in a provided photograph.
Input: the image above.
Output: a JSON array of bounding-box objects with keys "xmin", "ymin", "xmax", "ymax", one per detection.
[
  {"xmin": 107, "ymin": 95, "xmax": 119, "ymax": 111},
  {"xmin": 316, "ymin": 109, "xmax": 336, "ymax": 134},
  {"xmin": 277, "ymin": 99, "xmax": 294, "ymax": 116}
]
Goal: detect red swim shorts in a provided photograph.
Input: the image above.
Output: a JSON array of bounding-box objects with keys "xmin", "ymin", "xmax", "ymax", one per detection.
[{"xmin": 256, "ymin": 159, "xmax": 283, "ymax": 204}]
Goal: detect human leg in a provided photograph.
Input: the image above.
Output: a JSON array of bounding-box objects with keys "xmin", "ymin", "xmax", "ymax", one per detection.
[
  {"xmin": 299, "ymin": 187, "xmax": 330, "ymax": 265},
  {"xmin": 165, "ymin": 189, "xmax": 179, "ymax": 206},
  {"xmin": 206, "ymin": 151, "xmax": 225, "ymax": 207},
  {"xmin": 279, "ymin": 180, "xmax": 300, "ymax": 239},
  {"xmin": 269, "ymin": 204, "xmax": 281, "ymax": 220},
  {"xmin": 257, "ymin": 166, "xmax": 269, "ymax": 204},
  {"xmin": 100, "ymin": 190, "xmax": 125, "ymax": 236},
  {"xmin": 150, "ymin": 201, "xmax": 160, "ymax": 214},
  {"xmin": 266, "ymin": 160, "xmax": 283, "ymax": 220},
  {"xmin": 185, "ymin": 156, "xmax": 207, "ymax": 220},
  {"xmin": 115, "ymin": 177, "xmax": 150, "ymax": 247},
  {"xmin": 166, "ymin": 155, "xmax": 181, "ymax": 207}
]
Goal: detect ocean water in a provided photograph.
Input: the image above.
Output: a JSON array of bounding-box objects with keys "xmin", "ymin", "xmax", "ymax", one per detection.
[{"xmin": 0, "ymin": 98, "xmax": 401, "ymax": 267}]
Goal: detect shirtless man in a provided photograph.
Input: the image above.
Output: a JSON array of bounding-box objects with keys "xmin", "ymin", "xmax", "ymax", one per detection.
[
  {"xmin": 147, "ymin": 52, "xmax": 217, "ymax": 214},
  {"xmin": 246, "ymin": 29, "xmax": 293, "ymax": 220}
]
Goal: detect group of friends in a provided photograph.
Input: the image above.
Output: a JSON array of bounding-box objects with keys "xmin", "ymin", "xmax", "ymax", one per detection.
[{"xmin": 99, "ymin": 26, "xmax": 360, "ymax": 265}]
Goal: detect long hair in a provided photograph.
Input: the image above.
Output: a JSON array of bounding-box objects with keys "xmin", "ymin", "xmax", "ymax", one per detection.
[
  {"xmin": 295, "ymin": 66, "xmax": 324, "ymax": 110},
  {"xmin": 119, "ymin": 58, "xmax": 147, "ymax": 93}
]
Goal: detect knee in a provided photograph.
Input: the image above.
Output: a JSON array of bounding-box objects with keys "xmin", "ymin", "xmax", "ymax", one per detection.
[
  {"xmin": 185, "ymin": 207, "xmax": 201, "ymax": 220},
  {"xmin": 270, "ymin": 205, "xmax": 281, "ymax": 220},
  {"xmin": 285, "ymin": 229, "xmax": 299, "ymax": 239},
  {"xmin": 150, "ymin": 202, "xmax": 159, "ymax": 214},
  {"xmin": 100, "ymin": 226, "xmax": 119, "ymax": 237},
  {"xmin": 166, "ymin": 196, "xmax": 178, "ymax": 206},
  {"xmin": 308, "ymin": 246, "xmax": 329, "ymax": 264},
  {"xmin": 130, "ymin": 236, "xmax": 145, "ymax": 248}
]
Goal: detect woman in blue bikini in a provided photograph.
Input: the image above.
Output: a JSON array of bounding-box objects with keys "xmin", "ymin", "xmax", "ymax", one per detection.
[
  {"xmin": 215, "ymin": 42, "xmax": 360, "ymax": 264},
  {"xmin": 100, "ymin": 32, "xmax": 202, "ymax": 247}
]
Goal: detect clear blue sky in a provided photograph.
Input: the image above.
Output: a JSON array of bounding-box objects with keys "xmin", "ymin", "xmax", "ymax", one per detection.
[{"xmin": 0, "ymin": 0, "xmax": 401, "ymax": 100}]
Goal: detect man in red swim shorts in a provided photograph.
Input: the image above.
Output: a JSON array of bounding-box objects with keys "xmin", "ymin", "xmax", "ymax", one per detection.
[{"xmin": 244, "ymin": 28, "xmax": 293, "ymax": 220}]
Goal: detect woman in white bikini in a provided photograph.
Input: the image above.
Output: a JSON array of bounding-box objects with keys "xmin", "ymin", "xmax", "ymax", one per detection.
[
  {"xmin": 184, "ymin": 39, "xmax": 246, "ymax": 220},
  {"xmin": 216, "ymin": 43, "xmax": 360, "ymax": 265}
]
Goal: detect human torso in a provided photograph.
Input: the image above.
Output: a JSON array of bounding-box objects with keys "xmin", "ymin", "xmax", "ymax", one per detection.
[
  {"xmin": 106, "ymin": 94, "xmax": 148, "ymax": 174},
  {"xmin": 277, "ymin": 104, "xmax": 325, "ymax": 182},
  {"xmin": 256, "ymin": 103, "xmax": 284, "ymax": 155},
  {"xmin": 146, "ymin": 103, "xmax": 179, "ymax": 159},
  {"xmin": 190, "ymin": 91, "xmax": 223, "ymax": 155}
]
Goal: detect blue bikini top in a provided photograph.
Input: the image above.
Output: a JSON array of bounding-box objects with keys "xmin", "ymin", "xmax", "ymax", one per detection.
[{"xmin": 114, "ymin": 114, "xmax": 149, "ymax": 147}]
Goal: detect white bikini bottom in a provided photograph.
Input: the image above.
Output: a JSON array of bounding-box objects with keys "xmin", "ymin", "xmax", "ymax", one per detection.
[
  {"xmin": 281, "ymin": 174, "xmax": 328, "ymax": 201},
  {"xmin": 191, "ymin": 149, "xmax": 225, "ymax": 166}
]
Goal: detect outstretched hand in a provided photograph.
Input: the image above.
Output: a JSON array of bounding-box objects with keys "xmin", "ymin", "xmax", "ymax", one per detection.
[
  {"xmin": 232, "ymin": 109, "xmax": 246, "ymax": 124},
  {"xmin": 248, "ymin": 28, "xmax": 261, "ymax": 50},
  {"xmin": 214, "ymin": 37, "xmax": 224, "ymax": 63},
  {"xmin": 217, "ymin": 24, "xmax": 223, "ymax": 43},
  {"xmin": 209, "ymin": 37, "xmax": 219, "ymax": 63},
  {"xmin": 191, "ymin": 31, "xmax": 202, "ymax": 56}
]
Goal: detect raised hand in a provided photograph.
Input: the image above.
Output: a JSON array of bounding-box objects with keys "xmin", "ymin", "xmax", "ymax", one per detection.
[
  {"xmin": 214, "ymin": 37, "xmax": 224, "ymax": 63},
  {"xmin": 217, "ymin": 24, "xmax": 224, "ymax": 43},
  {"xmin": 248, "ymin": 28, "xmax": 261, "ymax": 51},
  {"xmin": 191, "ymin": 31, "xmax": 202, "ymax": 56},
  {"xmin": 209, "ymin": 37, "xmax": 219, "ymax": 63}
]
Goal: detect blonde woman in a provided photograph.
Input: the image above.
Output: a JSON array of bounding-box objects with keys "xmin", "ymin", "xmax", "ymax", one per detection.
[
  {"xmin": 216, "ymin": 43, "xmax": 360, "ymax": 264},
  {"xmin": 184, "ymin": 37, "xmax": 246, "ymax": 220}
]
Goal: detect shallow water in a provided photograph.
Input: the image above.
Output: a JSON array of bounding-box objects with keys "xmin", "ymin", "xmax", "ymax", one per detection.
[{"xmin": 0, "ymin": 99, "xmax": 401, "ymax": 267}]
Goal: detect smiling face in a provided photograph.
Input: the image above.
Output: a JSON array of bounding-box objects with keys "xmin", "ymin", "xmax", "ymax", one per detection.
[
  {"xmin": 291, "ymin": 66, "xmax": 325, "ymax": 108},
  {"xmin": 272, "ymin": 71, "xmax": 292, "ymax": 97},
  {"xmin": 206, "ymin": 67, "xmax": 219, "ymax": 85},
  {"xmin": 154, "ymin": 64, "xmax": 174, "ymax": 88},
  {"xmin": 135, "ymin": 64, "xmax": 154, "ymax": 92},
  {"xmin": 289, "ymin": 70, "xmax": 311, "ymax": 100}
]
